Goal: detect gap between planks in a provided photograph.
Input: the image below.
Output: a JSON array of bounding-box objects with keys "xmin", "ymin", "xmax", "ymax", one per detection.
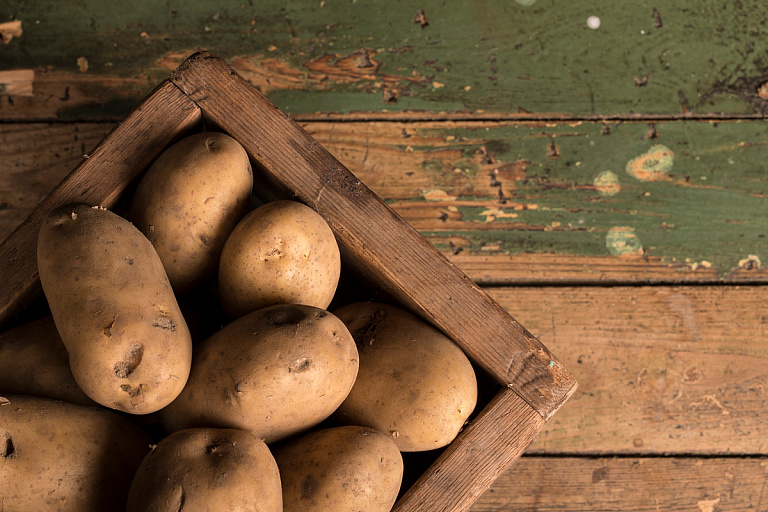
[{"xmin": 2, "ymin": 111, "xmax": 768, "ymax": 125}]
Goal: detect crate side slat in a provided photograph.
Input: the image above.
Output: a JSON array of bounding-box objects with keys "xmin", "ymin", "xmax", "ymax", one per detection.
[
  {"xmin": 169, "ymin": 51, "xmax": 576, "ymax": 420},
  {"xmin": 393, "ymin": 387, "xmax": 546, "ymax": 512},
  {"xmin": 0, "ymin": 80, "xmax": 203, "ymax": 327}
]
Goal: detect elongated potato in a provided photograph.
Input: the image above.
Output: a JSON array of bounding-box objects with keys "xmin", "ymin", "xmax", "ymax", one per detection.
[
  {"xmin": 160, "ymin": 304, "xmax": 358, "ymax": 443},
  {"xmin": 129, "ymin": 132, "xmax": 253, "ymax": 294},
  {"xmin": 127, "ymin": 428, "xmax": 282, "ymax": 512},
  {"xmin": 0, "ymin": 316, "xmax": 94, "ymax": 406},
  {"xmin": 37, "ymin": 204, "xmax": 192, "ymax": 414},
  {"xmin": 0, "ymin": 394, "xmax": 151, "ymax": 511}
]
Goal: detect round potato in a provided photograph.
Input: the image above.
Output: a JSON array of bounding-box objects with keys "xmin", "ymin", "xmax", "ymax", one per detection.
[
  {"xmin": 129, "ymin": 132, "xmax": 253, "ymax": 295},
  {"xmin": 218, "ymin": 200, "xmax": 341, "ymax": 319},
  {"xmin": 160, "ymin": 304, "xmax": 358, "ymax": 443},
  {"xmin": 0, "ymin": 394, "xmax": 151, "ymax": 511},
  {"xmin": 333, "ymin": 302, "xmax": 478, "ymax": 452},
  {"xmin": 0, "ymin": 316, "xmax": 95, "ymax": 406},
  {"xmin": 274, "ymin": 426, "xmax": 403, "ymax": 512},
  {"xmin": 127, "ymin": 428, "xmax": 282, "ymax": 512},
  {"xmin": 37, "ymin": 203, "xmax": 193, "ymax": 414}
]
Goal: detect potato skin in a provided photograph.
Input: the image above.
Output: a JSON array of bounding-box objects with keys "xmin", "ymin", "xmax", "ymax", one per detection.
[
  {"xmin": 37, "ymin": 204, "xmax": 192, "ymax": 414},
  {"xmin": 0, "ymin": 316, "xmax": 94, "ymax": 406},
  {"xmin": 160, "ymin": 304, "xmax": 358, "ymax": 444},
  {"xmin": 333, "ymin": 302, "xmax": 478, "ymax": 452},
  {"xmin": 218, "ymin": 200, "xmax": 341, "ymax": 319},
  {"xmin": 127, "ymin": 428, "xmax": 282, "ymax": 512},
  {"xmin": 0, "ymin": 394, "xmax": 151, "ymax": 511},
  {"xmin": 129, "ymin": 132, "xmax": 253, "ymax": 295},
  {"xmin": 274, "ymin": 426, "xmax": 403, "ymax": 512}
]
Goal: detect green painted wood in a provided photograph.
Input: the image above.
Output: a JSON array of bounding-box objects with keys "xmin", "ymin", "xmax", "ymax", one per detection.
[
  {"xmin": 1, "ymin": 119, "xmax": 766, "ymax": 282},
  {"xmin": 301, "ymin": 119, "xmax": 768, "ymax": 280},
  {"xmin": 3, "ymin": 0, "xmax": 768, "ymax": 120}
]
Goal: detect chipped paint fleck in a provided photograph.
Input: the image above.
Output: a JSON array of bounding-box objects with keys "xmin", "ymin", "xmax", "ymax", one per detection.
[
  {"xmin": 480, "ymin": 207, "xmax": 520, "ymax": 222},
  {"xmin": 626, "ymin": 144, "xmax": 674, "ymax": 181},
  {"xmin": 738, "ymin": 254, "xmax": 761, "ymax": 270},
  {"xmin": 0, "ymin": 20, "xmax": 22, "ymax": 44},
  {"xmin": 605, "ymin": 226, "xmax": 643, "ymax": 257},
  {"xmin": 594, "ymin": 170, "xmax": 621, "ymax": 196},
  {"xmin": 0, "ymin": 69, "xmax": 34, "ymax": 96},
  {"xmin": 697, "ymin": 497, "xmax": 721, "ymax": 512},
  {"xmin": 423, "ymin": 189, "xmax": 457, "ymax": 201},
  {"xmin": 77, "ymin": 56, "xmax": 89, "ymax": 73}
]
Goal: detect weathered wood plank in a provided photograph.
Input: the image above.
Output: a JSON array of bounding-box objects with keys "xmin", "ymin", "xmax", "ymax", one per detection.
[
  {"xmin": 0, "ymin": 123, "xmax": 112, "ymax": 241},
  {"xmin": 471, "ymin": 456, "xmax": 768, "ymax": 511},
  {"xmin": 301, "ymin": 119, "xmax": 768, "ymax": 281},
  {"xmin": 2, "ymin": 1, "xmax": 768, "ymax": 120},
  {"xmin": 488, "ymin": 286, "xmax": 768, "ymax": 455},
  {"xmin": 3, "ymin": 119, "xmax": 766, "ymax": 283},
  {"xmin": 0, "ymin": 81, "xmax": 202, "ymax": 326}
]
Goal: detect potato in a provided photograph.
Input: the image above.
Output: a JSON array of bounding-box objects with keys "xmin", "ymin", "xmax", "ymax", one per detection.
[
  {"xmin": 129, "ymin": 132, "xmax": 253, "ymax": 294},
  {"xmin": 274, "ymin": 426, "xmax": 403, "ymax": 512},
  {"xmin": 127, "ymin": 428, "xmax": 282, "ymax": 512},
  {"xmin": 218, "ymin": 200, "xmax": 341, "ymax": 319},
  {"xmin": 0, "ymin": 394, "xmax": 151, "ymax": 511},
  {"xmin": 160, "ymin": 304, "xmax": 358, "ymax": 443},
  {"xmin": 37, "ymin": 203, "xmax": 192, "ymax": 414},
  {"xmin": 0, "ymin": 316, "xmax": 94, "ymax": 406},
  {"xmin": 333, "ymin": 302, "xmax": 478, "ymax": 451}
]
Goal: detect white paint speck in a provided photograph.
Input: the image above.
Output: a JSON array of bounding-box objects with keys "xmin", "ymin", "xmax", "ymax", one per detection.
[{"xmin": 587, "ymin": 16, "xmax": 601, "ymax": 29}]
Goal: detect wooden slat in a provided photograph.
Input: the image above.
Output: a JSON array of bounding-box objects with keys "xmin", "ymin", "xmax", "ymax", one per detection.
[
  {"xmin": 2, "ymin": 1, "xmax": 767, "ymax": 120},
  {"xmin": 3, "ymin": 119, "xmax": 767, "ymax": 284},
  {"xmin": 0, "ymin": 123, "xmax": 112, "ymax": 242},
  {"xmin": 168, "ymin": 51, "xmax": 576, "ymax": 419},
  {"xmin": 444, "ymin": 253, "xmax": 768, "ymax": 285},
  {"xmin": 471, "ymin": 456, "xmax": 768, "ymax": 511},
  {"xmin": 299, "ymin": 119, "xmax": 768, "ymax": 283},
  {"xmin": 0, "ymin": 80, "xmax": 202, "ymax": 327},
  {"xmin": 395, "ymin": 388, "xmax": 545, "ymax": 512},
  {"xmin": 488, "ymin": 286, "xmax": 768, "ymax": 455}
]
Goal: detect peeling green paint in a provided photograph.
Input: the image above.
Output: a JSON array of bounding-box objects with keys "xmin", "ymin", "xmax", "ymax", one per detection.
[
  {"xmin": 5, "ymin": 0, "xmax": 768, "ymax": 117},
  {"xmin": 605, "ymin": 226, "xmax": 643, "ymax": 256},
  {"xmin": 626, "ymin": 145, "xmax": 674, "ymax": 182},
  {"xmin": 388, "ymin": 120, "xmax": 768, "ymax": 275},
  {"xmin": 594, "ymin": 171, "xmax": 621, "ymax": 196}
]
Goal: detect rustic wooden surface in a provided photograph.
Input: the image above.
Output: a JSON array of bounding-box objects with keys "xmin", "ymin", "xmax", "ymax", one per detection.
[{"xmin": 2, "ymin": 1, "xmax": 767, "ymax": 510}]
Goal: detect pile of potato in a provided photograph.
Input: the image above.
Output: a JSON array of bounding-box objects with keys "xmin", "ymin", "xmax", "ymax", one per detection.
[{"xmin": 0, "ymin": 132, "xmax": 478, "ymax": 511}]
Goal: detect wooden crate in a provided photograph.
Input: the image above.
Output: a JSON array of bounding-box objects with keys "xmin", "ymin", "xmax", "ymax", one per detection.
[{"xmin": 0, "ymin": 52, "xmax": 576, "ymax": 512}]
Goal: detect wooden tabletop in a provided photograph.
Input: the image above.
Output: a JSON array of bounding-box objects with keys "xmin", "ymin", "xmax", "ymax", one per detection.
[{"xmin": 2, "ymin": 1, "xmax": 767, "ymax": 510}]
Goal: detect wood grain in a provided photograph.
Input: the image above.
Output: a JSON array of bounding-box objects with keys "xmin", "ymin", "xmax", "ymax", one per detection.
[
  {"xmin": 169, "ymin": 51, "xmax": 576, "ymax": 419},
  {"xmin": 395, "ymin": 388, "xmax": 545, "ymax": 512},
  {"xmin": 300, "ymin": 119, "xmax": 768, "ymax": 282},
  {"xmin": 0, "ymin": 80, "xmax": 202, "ymax": 327},
  {"xmin": 3, "ymin": 118, "xmax": 767, "ymax": 284},
  {"xmin": 471, "ymin": 456, "xmax": 768, "ymax": 511},
  {"xmin": 0, "ymin": 123, "xmax": 112, "ymax": 242},
  {"xmin": 489, "ymin": 286, "xmax": 768, "ymax": 455},
  {"xmin": 3, "ymin": 1, "xmax": 768, "ymax": 120}
]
